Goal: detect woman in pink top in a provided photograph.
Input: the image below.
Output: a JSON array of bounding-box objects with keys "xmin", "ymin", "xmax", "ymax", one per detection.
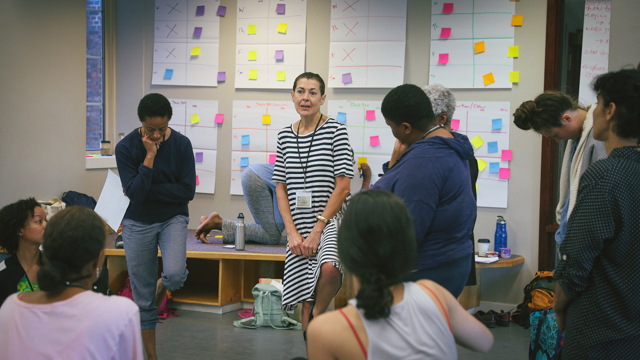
[
  {"xmin": 0, "ymin": 206, "xmax": 143, "ymax": 360},
  {"xmin": 307, "ymin": 190, "xmax": 493, "ymax": 360}
]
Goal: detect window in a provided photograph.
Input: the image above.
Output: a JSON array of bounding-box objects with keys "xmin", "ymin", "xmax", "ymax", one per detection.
[{"xmin": 86, "ymin": 0, "xmax": 104, "ymax": 151}]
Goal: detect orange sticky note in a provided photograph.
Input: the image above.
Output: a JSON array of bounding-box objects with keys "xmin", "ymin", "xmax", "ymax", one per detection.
[
  {"xmin": 512, "ymin": 15, "xmax": 523, "ymax": 26},
  {"xmin": 262, "ymin": 114, "xmax": 271, "ymax": 124},
  {"xmin": 474, "ymin": 41, "xmax": 485, "ymax": 53},
  {"xmin": 483, "ymin": 73, "xmax": 495, "ymax": 86}
]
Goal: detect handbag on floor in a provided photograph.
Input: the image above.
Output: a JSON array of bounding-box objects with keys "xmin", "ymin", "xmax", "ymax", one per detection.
[
  {"xmin": 233, "ymin": 283, "xmax": 301, "ymax": 330},
  {"xmin": 529, "ymin": 309, "xmax": 563, "ymax": 360}
]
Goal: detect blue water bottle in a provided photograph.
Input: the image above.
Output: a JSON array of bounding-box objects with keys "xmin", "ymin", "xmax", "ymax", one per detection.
[{"xmin": 494, "ymin": 216, "xmax": 507, "ymax": 253}]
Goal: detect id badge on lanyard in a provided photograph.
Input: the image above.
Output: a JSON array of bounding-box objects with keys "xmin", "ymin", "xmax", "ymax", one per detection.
[{"xmin": 296, "ymin": 191, "xmax": 312, "ymax": 208}]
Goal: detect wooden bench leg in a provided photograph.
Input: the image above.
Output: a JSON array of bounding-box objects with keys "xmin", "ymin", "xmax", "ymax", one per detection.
[{"xmin": 458, "ymin": 269, "xmax": 481, "ymax": 310}]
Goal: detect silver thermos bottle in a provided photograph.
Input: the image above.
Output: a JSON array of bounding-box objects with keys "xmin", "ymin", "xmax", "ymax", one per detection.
[{"xmin": 235, "ymin": 213, "xmax": 245, "ymax": 251}]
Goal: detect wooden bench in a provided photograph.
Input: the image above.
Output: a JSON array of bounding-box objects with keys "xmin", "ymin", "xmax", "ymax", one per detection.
[{"xmin": 458, "ymin": 254, "xmax": 525, "ymax": 309}]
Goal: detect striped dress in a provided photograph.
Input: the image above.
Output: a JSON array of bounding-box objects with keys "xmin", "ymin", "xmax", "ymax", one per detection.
[{"xmin": 272, "ymin": 118, "xmax": 354, "ymax": 310}]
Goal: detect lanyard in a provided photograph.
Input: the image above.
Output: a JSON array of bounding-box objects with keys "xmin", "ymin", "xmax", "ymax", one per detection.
[
  {"xmin": 295, "ymin": 113, "xmax": 323, "ymax": 190},
  {"xmin": 422, "ymin": 124, "xmax": 443, "ymax": 139}
]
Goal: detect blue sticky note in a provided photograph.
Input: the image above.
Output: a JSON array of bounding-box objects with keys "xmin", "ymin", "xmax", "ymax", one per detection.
[
  {"xmin": 336, "ymin": 112, "xmax": 347, "ymax": 123},
  {"xmin": 240, "ymin": 157, "xmax": 249, "ymax": 167},
  {"xmin": 241, "ymin": 135, "xmax": 250, "ymax": 145},
  {"xmin": 492, "ymin": 118, "xmax": 502, "ymax": 130},
  {"xmin": 487, "ymin": 141, "xmax": 498, "ymax": 153},
  {"xmin": 164, "ymin": 69, "xmax": 173, "ymax": 79},
  {"xmin": 489, "ymin": 162, "xmax": 500, "ymax": 173}
]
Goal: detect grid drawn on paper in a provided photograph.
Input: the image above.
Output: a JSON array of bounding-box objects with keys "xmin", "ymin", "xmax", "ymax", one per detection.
[
  {"xmin": 328, "ymin": 0, "xmax": 408, "ymax": 88},
  {"xmin": 152, "ymin": 0, "xmax": 221, "ymax": 86},
  {"xmin": 428, "ymin": 0, "xmax": 515, "ymax": 89},
  {"xmin": 230, "ymin": 101, "xmax": 299, "ymax": 195},
  {"xmin": 169, "ymin": 99, "xmax": 219, "ymax": 194},
  {"xmin": 235, "ymin": 0, "xmax": 307, "ymax": 89},
  {"xmin": 327, "ymin": 100, "xmax": 393, "ymax": 187}
]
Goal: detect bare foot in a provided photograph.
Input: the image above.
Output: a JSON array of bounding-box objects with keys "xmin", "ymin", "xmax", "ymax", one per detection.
[
  {"xmin": 204, "ymin": 212, "xmax": 223, "ymax": 230},
  {"xmin": 200, "ymin": 215, "xmax": 208, "ymax": 224},
  {"xmin": 195, "ymin": 212, "xmax": 223, "ymax": 243}
]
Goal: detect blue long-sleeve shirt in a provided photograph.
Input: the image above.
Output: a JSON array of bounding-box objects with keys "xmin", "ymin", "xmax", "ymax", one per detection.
[
  {"xmin": 115, "ymin": 128, "xmax": 196, "ymax": 224},
  {"xmin": 374, "ymin": 134, "xmax": 476, "ymax": 271}
]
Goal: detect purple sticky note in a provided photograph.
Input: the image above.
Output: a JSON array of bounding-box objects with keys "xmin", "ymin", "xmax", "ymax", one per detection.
[
  {"xmin": 276, "ymin": 4, "xmax": 285, "ymax": 14},
  {"xmin": 499, "ymin": 168, "xmax": 511, "ymax": 179},
  {"xmin": 370, "ymin": 135, "xmax": 380, "ymax": 147},
  {"xmin": 365, "ymin": 110, "xmax": 376, "ymax": 121},
  {"xmin": 342, "ymin": 73, "xmax": 352, "ymax": 84},
  {"xmin": 443, "ymin": 3, "xmax": 454, "ymax": 13},
  {"xmin": 195, "ymin": 152, "xmax": 204, "ymax": 162},
  {"xmin": 269, "ymin": 154, "xmax": 277, "ymax": 164},
  {"xmin": 196, "ymin": 5, "xmax": 205, "ymax": 16},
  {"xmin": 274, "ymin": 50, "xmax": 284, "ymax": 60},
  {"xmin": 193, "ymin": 27, "xmax": 202, "ymax": 38},
  {"xmin": 438, "ymin": 53, "xmax": 449, "ymax": 64},
  {"xmin": 440, "ymin": 27, "xmax": 451, "ymax": 39},
  {"xmin": 217, "ymin": 72, "xmax": 226, "ymax": 82},
  {"xmin": 451, "ymin": 119, "xmax": 460, "ymax": 130},
  {"xmin": 215, "ymin": 114, "xmax": 224, "ymax": 124},
  {"xmin": 502, "ymin": 150, "xmax": 512, "ymax": 161},
  {"xmin": 216, "ymin": 5, "xmax": 226, "ymax": 16}
]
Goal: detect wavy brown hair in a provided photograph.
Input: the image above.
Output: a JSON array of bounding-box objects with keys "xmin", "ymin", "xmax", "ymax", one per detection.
[{"xmin": 513, "ymin": 91, "xmax": 582, "ymax": 133}]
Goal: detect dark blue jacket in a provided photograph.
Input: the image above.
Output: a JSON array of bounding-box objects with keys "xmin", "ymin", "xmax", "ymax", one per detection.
[
  {"xmin": 115, "ymin": 128, "xmax": 196, "ymax": 224},
  {"xmin": 374, "ymin": 134, "xmax": 476, "ymax": 270}
]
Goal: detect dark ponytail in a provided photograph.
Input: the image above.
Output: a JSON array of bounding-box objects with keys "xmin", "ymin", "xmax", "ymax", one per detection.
[{"xmin": 338, "ymin": 190, "xmax": 416, "ymax": 320}]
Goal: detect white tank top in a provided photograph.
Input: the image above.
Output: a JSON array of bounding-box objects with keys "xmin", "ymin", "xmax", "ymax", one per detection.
[{"xmin": 347, "ymin": 282, "xmax": 457, "ymax": 360}]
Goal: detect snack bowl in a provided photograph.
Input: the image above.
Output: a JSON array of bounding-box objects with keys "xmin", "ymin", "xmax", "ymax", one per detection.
[{"xmin": 485, "ymin": 251, "xmax": 499, "ymax": 258}]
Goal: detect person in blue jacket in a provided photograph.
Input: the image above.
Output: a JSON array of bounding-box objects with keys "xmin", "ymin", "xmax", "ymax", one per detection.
[
  {"xmin": 373, "ymin": 84, "xmax": 476, "ymax": 298},
  {"xmin": 115, "ymin": 93, "xmax": 196, "ymax": 360}
]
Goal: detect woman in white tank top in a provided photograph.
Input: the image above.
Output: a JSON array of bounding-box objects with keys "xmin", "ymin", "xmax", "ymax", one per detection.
[{"xmin": 306, "ymin": 190, "xmax": 493, "ymax": 359}]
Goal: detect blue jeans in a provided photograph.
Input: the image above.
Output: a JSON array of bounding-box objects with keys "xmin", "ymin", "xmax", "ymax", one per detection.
[
  {"xmin": 122, "ymin": 215, "xmax": 189, "ymax": 330},
  {"xmin": 403, "ymin": 254, "xmax": 471, "ymax": 298}
]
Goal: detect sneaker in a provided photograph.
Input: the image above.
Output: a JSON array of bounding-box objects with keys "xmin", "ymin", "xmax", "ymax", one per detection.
[
  {"xmin": 488, "ymin": 310, "xmax": 510, "ymax": 327},
  {"xmin": 473, "ymin": 310, "xmax": 496, "ymax": 328}
]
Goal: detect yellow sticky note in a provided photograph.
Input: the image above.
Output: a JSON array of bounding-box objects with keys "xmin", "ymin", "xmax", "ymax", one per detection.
[
  {"xmin": 248, "ymin": 24, "xmax": 256, "ymax": 34},
  {"xmin": 248, "ymin": 50, "xmax": 257, "ymax": 61},
  {"xmin": 476, "ymin": 183, "xmax": 478, "ymax": 193},
  {"xmin": 249, "ymin": 69, "xmax": 258, "ymax": 80},
  {"xmin": 358, "ymin": 157, "xmax": 367, "ymax": 167},
  {"xmin": 471, "ymin": 135, "xmax": 485, "ymax": 149},
  {"xmin": 277, "ymin": 22, "xmax": 287, "ymax": 33},
  {"xmin": 277, "ymin": 71, "xmax": 286, "ymax": 81},
  {"xmin": 190, "ymin": 113, "xmax": 200, "ymax": 124},
  {"xmin": 477, "ymin": 158, "xmax": 488, "ymax": 172},
  {"xmin": 474, "ymin": 41, "xmax": 485, "ymax": 54},
  {"xmin": 508, "ymin": 46, "xmax": 519, "ymax": 58},
  {"xmin": 262, "ymin": 114, "xmax": 271, "ymax": 125},
  {"xmin": 510, "ymin": 71, "xmax": 520, "ymax": 83},
  {"xmin": 191, "ymin": 47, "xmax": 200, "ymax": 56},
  {"xmin": 483, "ymin": 72, "xmax": 495, "ymax": 86},
  {"xmin": 512, "ymin": 15, "xmax": 523, "ymax": 26}
]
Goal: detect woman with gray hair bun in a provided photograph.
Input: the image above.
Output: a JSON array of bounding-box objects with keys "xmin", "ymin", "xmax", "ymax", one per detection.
[{"xmin": 424, "ymin": 83, "xmax": 457, "ymax": 130}]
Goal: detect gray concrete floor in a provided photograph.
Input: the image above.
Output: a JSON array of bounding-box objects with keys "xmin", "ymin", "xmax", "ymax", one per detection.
[{"xmin": 156, "ymin": 309, "xmax": 530, "ymax": 359}]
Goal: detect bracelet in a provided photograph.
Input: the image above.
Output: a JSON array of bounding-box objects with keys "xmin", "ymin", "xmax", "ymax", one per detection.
[{"xmin": 316, "ymin": 215, "xmax": 329, "ymax": 224}]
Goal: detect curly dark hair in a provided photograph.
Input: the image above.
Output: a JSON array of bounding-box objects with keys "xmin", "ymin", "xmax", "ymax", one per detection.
[
  {"xmin": 0, "ymin": 198, "xmax": 41, "ymax": 254},
  {"xmin": 382, "ymin": 84, "xmax": 436, "ymax": 132},
  {"xmin": 137, "ymin": 93, "xmax": 173, "ymax": 122},
  {"xmin": 593, "ymin": 68, "xmax": 640, "ymax": 139}
]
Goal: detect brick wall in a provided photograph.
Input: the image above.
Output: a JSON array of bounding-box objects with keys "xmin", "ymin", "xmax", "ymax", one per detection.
[{"xmin": 86, "ymin": 2, "xmax": 103, "ymax": 150}]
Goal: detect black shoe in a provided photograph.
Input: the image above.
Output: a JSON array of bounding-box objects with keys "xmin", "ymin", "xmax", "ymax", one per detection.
[
  {"xmin": 488, "ymin": 310, "xmax": 510, "ymax": 327},
  {"xmin": 115, "ymin": 234, "xmax": 124, "ymax": 249},
  {"xmin": 473, "ymin": 310, "xmax": 496, "ymax": 328}
]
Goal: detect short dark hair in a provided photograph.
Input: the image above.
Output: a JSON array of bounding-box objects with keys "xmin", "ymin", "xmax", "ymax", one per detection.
[
  {"xmin": 292, "ymin": 72, "xmax": 325, "ymax": 96},
  {"xmin": 381, "ymin": 84, "xmax": 436, "ymax": 132},
  {"xmin": 593, "ymin": 68, "xmax": 640, "ymax": 139},
  {"xmin": 337, "ymin": 190, "xmax": 416, "ymax": 320},
  {"xmin": 513, "ymin": 91, "xmax": 581, "ymax": 132},
  {"xmin": 37, "ymin": 207, "xmax": 106, "ymax": 293},
  {"xmin": 137, "ymin": 93, "xmax": 173, "ymax": 122},
  {"xmin": 0, "ymin": 198, "xmax": 40, "ymax": 255}
]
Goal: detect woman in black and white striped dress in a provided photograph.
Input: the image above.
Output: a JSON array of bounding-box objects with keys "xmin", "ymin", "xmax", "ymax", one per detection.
[{"xmin": 273, "ymin": 72, "xmax": 353, "ymax": 335}]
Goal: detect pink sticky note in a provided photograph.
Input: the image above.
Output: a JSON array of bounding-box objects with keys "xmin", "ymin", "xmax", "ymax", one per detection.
[
  {"xmin": 196, "ymin": 175, "xmax": 200, "ymax": 185},
  {"xmin": 443, "ymin": 3, "xmax": 454, "ymax": 13},
  {"xmin": 499, "ymin": 168, "xmax": 511, "ymax": 179},
  {"xmin": 501, "ymin": 150, "xmax": 512, "ymax": 161},
  {"xmin": 438, "ymin": 53, "xmax": 449, "ymax": 64},
  {"xmin": 269, "ymin": 154, "xmax": 277, "ymax": 164},
  {"xmin": 365, "ymin": 110, "xmax": 375, "ymax": 121},
  {"xmin": 440, "ymin": 28, "xmax": 451, "ymax": 38},
  {"xmin": 215, "ymin": 113, "xmax": 224, "ymax": 123},
  {"xmin": 451, "ymin": 119, "xmax": 460, "ymax": 130},
  {"xmin": 370, "ymin": 135, "xmax": 380, "ymax": 147}
]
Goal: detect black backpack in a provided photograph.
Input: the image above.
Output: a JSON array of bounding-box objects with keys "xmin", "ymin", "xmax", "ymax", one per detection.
[{"xmin": 61, "ymin": 191, "xmax": 97, "ymax": 210}]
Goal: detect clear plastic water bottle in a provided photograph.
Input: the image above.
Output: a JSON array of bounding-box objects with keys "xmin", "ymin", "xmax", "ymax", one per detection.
[
  {"xmin": 494, "ymin": 215, "xmax": 507, "ymax": 253},
  {"xmin": 235, "ymin": 213, "xmax": 245, "ymax": 251}
]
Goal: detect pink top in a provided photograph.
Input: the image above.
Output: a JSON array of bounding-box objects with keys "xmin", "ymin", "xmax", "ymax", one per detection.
[{"xmin": 0, "ymin": 291, "xmax": 143, "ymax": 360}]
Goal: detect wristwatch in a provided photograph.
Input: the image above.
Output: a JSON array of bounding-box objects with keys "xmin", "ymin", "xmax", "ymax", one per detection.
[{"xmin": 316, "ymin": 215, "xmax": 329, "ymax": 224}]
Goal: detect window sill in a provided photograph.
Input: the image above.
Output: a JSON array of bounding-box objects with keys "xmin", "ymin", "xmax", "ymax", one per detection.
[{"xmin": 86, "ymin": 155, "xmax": 117, "ymax": 169}]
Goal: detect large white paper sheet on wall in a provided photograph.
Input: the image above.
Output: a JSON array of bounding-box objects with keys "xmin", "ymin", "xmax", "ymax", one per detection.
[
  {"xmin": 328, "ymin": 0, "xmax": 407, "ymax": 88},
  {"xmin": 235, "ymin": 0, "xmax": 307, "ymax": 89},
  {"xmin": 169, "ymin": 99, "xmax": 219, "ymax": 194},
  {"xmin": 230, "ymin": 101, "xmax": 300, "ymax": 194},
  {"xmin": 578, "ymin": 0, "xmax": 611, "ymax": 107},
  {"xmin": 429, "ymin": 0, "xmax": 515, "ymax": 89},
  {"xmin": 152, "ymin": 0, "xmax": 221, "ymax": 86}
]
